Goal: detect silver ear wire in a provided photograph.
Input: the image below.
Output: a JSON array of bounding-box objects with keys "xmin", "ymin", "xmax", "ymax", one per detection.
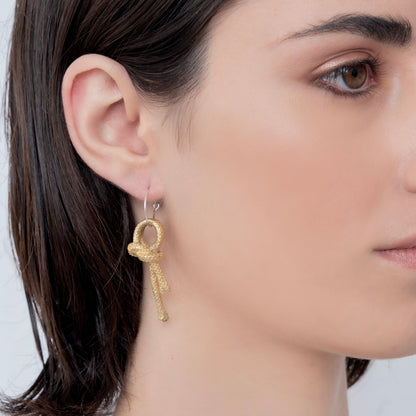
[
  {"xmin": 152, "ymin": 201, "xmax": 160, "ymax": 219},
  {"xmin": 144, "ymin": 188, "xmax": 149, "ymax": 221},
  {"xmin": 144, "ymin": 188, "xmax": 161, "ymax": 220}
]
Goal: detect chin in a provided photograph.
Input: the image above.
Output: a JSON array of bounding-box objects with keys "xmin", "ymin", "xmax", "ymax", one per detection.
[{"xmin": 343, "ymin": 335, "xmax": 416, "ymax": 360}]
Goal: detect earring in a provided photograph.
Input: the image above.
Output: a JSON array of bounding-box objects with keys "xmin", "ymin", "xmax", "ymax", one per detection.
[{"xmin": 127, "ymin": 189, "xmax": 170, "ymax": 322}]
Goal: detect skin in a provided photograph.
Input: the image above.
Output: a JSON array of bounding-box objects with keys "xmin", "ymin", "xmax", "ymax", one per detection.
[{"xmin": 61, "ymin": 0, "xmax": 416, "ymax": 415}]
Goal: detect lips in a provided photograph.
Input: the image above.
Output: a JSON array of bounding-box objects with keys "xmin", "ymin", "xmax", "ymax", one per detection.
[
  {"xmin": 374, "ymin": 233, "xmax": 416, "ymax": 251},
  {"xmin": 375, "ymin": 247, "xmax": 416, "ymax": 269}
]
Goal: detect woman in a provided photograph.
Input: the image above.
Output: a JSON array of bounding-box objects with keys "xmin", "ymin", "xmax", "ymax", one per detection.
[{"xmin": 3, "ymin": 0, "xmax": 416, "ymax": 415}]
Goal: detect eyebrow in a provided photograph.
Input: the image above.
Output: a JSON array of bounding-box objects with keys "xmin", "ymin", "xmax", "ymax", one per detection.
[{"xmin": 281, "ymin": 13, "xmax": 413, "ymax": 47}]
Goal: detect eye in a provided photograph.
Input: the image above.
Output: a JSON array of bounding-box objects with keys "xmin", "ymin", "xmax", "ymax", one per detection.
[{"xmin": 315, "ymin": 57, "xmax": 382, "ymax": 98}]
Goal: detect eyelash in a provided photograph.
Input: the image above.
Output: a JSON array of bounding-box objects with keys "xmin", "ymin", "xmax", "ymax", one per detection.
[{"xmin": 314, "ymin": 56, "xmax": 383, "ymax": 99}]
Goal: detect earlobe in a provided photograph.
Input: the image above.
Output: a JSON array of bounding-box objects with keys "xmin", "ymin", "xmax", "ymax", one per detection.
[{"xmin": 61, "ymin": 54, "xmax": 164, "ymax": 201}]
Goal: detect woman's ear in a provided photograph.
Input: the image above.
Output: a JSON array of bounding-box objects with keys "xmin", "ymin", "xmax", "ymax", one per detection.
[{"xmin": 61, "ymin": 53, "xmax": 164, "ymax": 201}]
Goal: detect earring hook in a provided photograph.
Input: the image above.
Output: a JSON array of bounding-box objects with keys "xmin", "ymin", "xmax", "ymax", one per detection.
[{"xmin": 144, "ymin": 188, "xmax": 161, "ymax": 220}]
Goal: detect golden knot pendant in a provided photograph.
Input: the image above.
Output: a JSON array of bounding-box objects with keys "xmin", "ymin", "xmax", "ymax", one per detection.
[{"xmin": 127, "ymin": 218, "xmax": 170, "ymax": 321}]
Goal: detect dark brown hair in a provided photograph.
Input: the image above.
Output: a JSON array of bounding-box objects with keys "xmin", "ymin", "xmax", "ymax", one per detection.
[{"xmin": 2, "ymin": 1, "xmax": 371, "ymax": 415}]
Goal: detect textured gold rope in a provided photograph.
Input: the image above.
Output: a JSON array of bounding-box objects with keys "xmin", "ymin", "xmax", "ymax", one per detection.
[{"xmin": 127, "ymin": 218, "xmax": 170, "ymax": 321}]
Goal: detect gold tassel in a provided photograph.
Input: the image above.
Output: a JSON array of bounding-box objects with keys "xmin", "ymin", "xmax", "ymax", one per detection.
[{"xmin": 127, "ymin": 218, "xmax": 170, "ymax": 322}]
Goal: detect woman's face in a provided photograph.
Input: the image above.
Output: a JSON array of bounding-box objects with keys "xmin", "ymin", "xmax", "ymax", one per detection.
[{"xmin": 153, "ymin": 0, "xmax": 416, "ymax": 359}]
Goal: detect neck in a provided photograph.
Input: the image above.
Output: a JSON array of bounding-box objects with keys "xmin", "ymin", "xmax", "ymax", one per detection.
[{"xmin": 114, "ymin": 275, "xmax": 350, "ymax": 416}]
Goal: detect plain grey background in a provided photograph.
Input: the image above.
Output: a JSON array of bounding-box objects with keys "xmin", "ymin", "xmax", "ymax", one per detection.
[{"xmin": 1, "ymin": 1, "xmax": 416, "ymax": 415}]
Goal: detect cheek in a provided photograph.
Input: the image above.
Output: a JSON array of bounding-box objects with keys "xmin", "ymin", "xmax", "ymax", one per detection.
[
  {"xmin": 189, "ymin": 85, "xmax": 380, "ymax": 265},
  {"xmin": 178, "ymin": 99, "xmax": 345, "ymax": 300}
]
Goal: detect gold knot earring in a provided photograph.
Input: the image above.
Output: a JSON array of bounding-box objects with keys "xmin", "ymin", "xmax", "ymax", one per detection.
[{"xmin": 127, "ymin": 188, "xmax": 170, "ymax": 322}]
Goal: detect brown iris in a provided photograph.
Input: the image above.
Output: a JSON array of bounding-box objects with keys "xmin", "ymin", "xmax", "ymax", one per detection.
[{"xmin": 341, "ymin": 64, "xmax": 368, "ymax": 89}]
